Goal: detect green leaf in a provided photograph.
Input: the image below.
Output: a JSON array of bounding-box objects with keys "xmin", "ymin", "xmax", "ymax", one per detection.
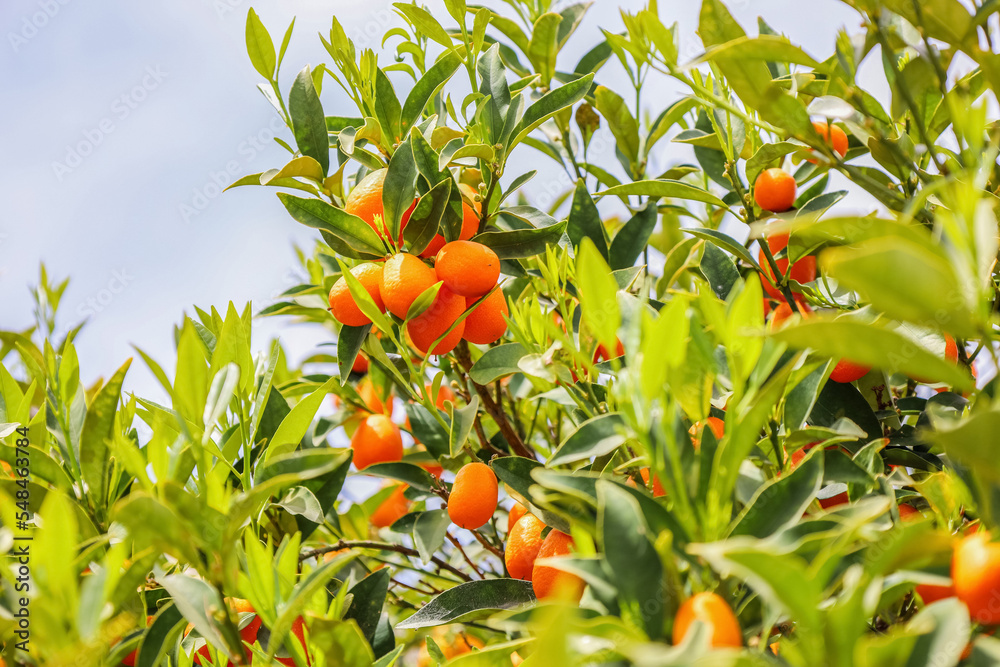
[
  {"xmin": 469, "ymin": 343, "xmax": 527, "ymax": 384},
  {"xmin": 549, "ymin": 413, "xmax": 628, "ymax": 466},
  {"xmin": 361, "ymin": 462, "xmax": 437, "ymax": 492},
  {"xmin": 344, "ymin": 569, "xmax": 390, "ymax": 646},
  {"xmin": 289, "ymin": 66, "xmax": 329, "ymax": 176},
  {"xmin": 245, "ymin": 8, "xmax": 276, "ymax": 80},
  {"xmin": 593, "ymin": 85, "xmax": 640, "ymax": 168},
  {"xmin": 507, "ymin": 73, "xmax": 594, "ymax": 150},
  {"xmin": 685, "ymin": 227, "xmax": 763, "ymax": 273},
  {"xmin": 770, "ymin": 318, "xmax": 973, "ymax": 391},
  {"xmin": 338, "ymin": 325, "xmax": 371, "ymax": 385},
  {"xmin": 527, "ymin": 13, "xmax": 561, "ymax": 85},
  {"xmin": 924, "ymin": 406, "xmax": 1000, "ymax": 482},
  {"xmin": 491, "ymin": 456, "xmax": 542, "ymax": 506},
  {"xmin": 471, "ymin": 220, "xmax": 568, "ymax": 259},
  {"xmin": 136, "ymin": 603, "xmax": 185, "ymax": 667},
  {"xmin": 158, "ymin": 574, "xmax": 228, "ymax": 653},
  {"xmin": 596, "ymin": 180, "xmax": 728, "ymax": 208},
  {"xmin": 821, "ymin": 238, "xmax": 979, "ymax": 338},
  {"xmin": 746, "ymin": 142, "xmax": 800, "ymax": 186},
  {"xmin": 278, "ymin": 194, "xmax": 386, "ymax": 258},
  {"xmin": 404, "ymin": 178, "xmax": 452, "ymax": 256},
  {"xmin": 449, "ymin": 396, "xmax": 479, "ymax": 456},
  {"xmin": 597, "ymin": 481, "xmax": 664, "ymax": 638},
  {"xmin": 567, "ymin": 179, "xmax": 609, "ymax": 258},
  {"xmin": 393, "ymin": 3, "xmax": 453, "ymax": 48},
  {"xmin": 700, "ymin": 242, "xmax": 740, "ymax": 299},
  {"xmin": 394, "ymin": 580, "xmax": 535, "ymax": 629},
  {"xmin": 406, "ymin": 403, "xmax": 451, "ymax": 460},
  {"xmin": 730, "ymin": 448, "xmax": 823, "ymax": 538},
  {"xmin": 412, "ymin": 509, "xmax": 451, "ymax": 563},
  {"xmin": 609, "ymin": 201, "xmax": 657, "ymax": 270},
  {"xmin": 382, "ymin": 139, "xmax": 416, "ymax": 242},
  {"xmin": 577, "ymin": 238, "xmax": 621, "ymax": 352},
  {"xmin": 402, "ymin": 50, "xmax": 462, "ymax": 131},
  {"xmin": 80, "ymin": 360, "xmax": 130, "ymax": 510},
  {"xmin": 374, "ymin": 68, "xmax": 403, "ymax": 144},
  {"xmin": 264, "ymin": 377, "xmax": 339, "ymax": 460},
  {"xmin": 702, "ymin": 35, "xmax": 821, "ymax": 69}
]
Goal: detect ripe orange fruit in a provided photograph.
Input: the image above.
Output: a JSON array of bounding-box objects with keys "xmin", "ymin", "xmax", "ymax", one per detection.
[
  {"xmin": 945, "ymin": 334, "xmax": 958, "ymax": 363},
  {"xmin": 915, "ymin": 582, "xmax": 954, "ymax": 605},
  {"xmin": 407, "ymin": 286, "xmax": 466, "ymax": 355},
  {"xmin": 640, "ymin": 468, "xmax": 666, "ymax": 497},
  {"xmin": 275, "ymin": 616, "xmax": 311, "ymax": 666},
  {"xmin": 344, "ymin": 168, "xmax": 415, "ymax": 244},
  {"xmin": 463, "ymin": 290, "xmax": 509, "ymax": 345},
  {"xmin": 818, "ymin": 490, "xmax": 849, "ymax": 510},
  {"xmin": 357, "ymin": 376, "xmax": 391, "ymax": 416},
  {"xmin": 753, "ymin": 168, "xmax": 796, "ymax": 213},
  {"xmin": 689, "ymin": 417, "xmax": 725, "ymax": 449},
  {"xmin": 371, "ymin": 485, "xmax": 411, "ymax": 528},
  {"xmin": 830, "ymin": 359, "xmax": 870, "ymax": 383},
  {"xmin": 809, "ymin": 120, "xmax": 849, "ymax": 162},
  {"xmin": 187, "ymin": 599, "xmax": 260, "ymax": 667},
  {"xmin": 426, "ymin": 382, "xmax": 454, "ymax": 410},
  {"xmin": 952, "ymin": 531, "xmax": 1000, "ymax": 624},
  {"xmin": 508, "ymin": 502, "xmax": 527, "ymax": 530},
  {"xmin": 594, "ymin": 339, "xmax": 625, "ymax": 363},
  {"xmin": 758, "ymin": 231, "xmax": 817, "ymax": 299},
  {"xmin": 351, "ymin": 353, "xmax": 369, "ymax": 374},
  {"xmin": 416, "ymin": 628, "xmax": 485, "ymax": 666},
  {"xmin": 506, "ymin": 514, "xmax": 546, "ymax": 580},
  {"xmin": 420, "ymin": 183, "xmax": 482, "ymax": 258},
  {"xmin": 768, "ymin": 298, "xmax": 812, "ymax": 331},
  {"xmin": 328, "ymin": 263, "xmax": 385, "ymax": 327},
  {"xmin": 532, "ymin": 530, "xmax": 585, "ymax": 601},
  {"xmin": 381, "ymin": 253, "xmax": 439, "ymax": 319},
  {"xmin": 435, "ymin": 241, "xmax": 500, "ymax": 297},
  {"xmin": 448, "ymin": 462, "xmax": 498, "ymax": 529},
  {"xmin": 897, "ymin": 504, "xmax": 921, "ymax": 521},
  {"xmin": 351, "ymin": 414, "xmax": 403, "ymax": 470},
  {"xmin": 673, "ymin": 592, "xmax": 742, "ymax": 648}
]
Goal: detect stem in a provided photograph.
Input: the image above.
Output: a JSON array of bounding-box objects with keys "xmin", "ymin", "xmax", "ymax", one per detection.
[
  {"xmin": 447, "ymin": 533, "xmax": 486, "ymax": 578},
  {"xmin": 454, "ymin": 341, "xmax": 536, "ymax": 459},
  {"xmin": 301, "ymin": 541, "xmax": 473, "ymax": 582}
]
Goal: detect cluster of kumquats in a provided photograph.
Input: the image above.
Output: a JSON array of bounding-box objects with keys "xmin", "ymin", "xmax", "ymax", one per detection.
[{"xmin": 327, "ymin": 168, "xmax": 509, "ymax": 357}]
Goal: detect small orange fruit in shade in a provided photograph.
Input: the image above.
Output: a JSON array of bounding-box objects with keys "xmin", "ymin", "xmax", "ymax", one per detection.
[
  {"xmin": 351, "ymin": 414, "xmax": 403, "ymax": 470},
  {"xmin": 357, "ymin": 376, "xmax": 392, "ymax": 416},
  {"xmin": 448, "ymin": 462, "xmax": 498, "ymax": 529},
  {"xmin": 276, "ymin": 616, "xmax": 311, "ymax": 666},
  {"xmin": 753, "ymin": 168, "xmax": 797, "ymax": 213},
  {"xmin": 818, "ymin": 490, "xmax": 850, "ymax": 510},
  {"xmin": 809, "ymin": 120, "xmax": 849, "ymax": 162},
  {"xmin": 768, "ymin": 298, "xmax": 812, "ymax": 331},
  {"xmin": 328, "ymin": 263, "xmax": 385, "ymax": 327},
  {"xmin": 344, "ymin": 168, "xmax": 416, "ymax": 243},
  {"xmin": 640, "ymin": 468, "xmax": 666, "ymax": 497},
  {"xmin": 463, "ymin": 290, "xmax": 509, "ymax": 345},
  {"xmin": 435, "ymin": 241, "xmax": 500, "ymax": 297},
  {"xmin": 407, "ymin": 286, "xmax": 467, "ymax": 355},
  {"xmin": 508, "ymin": 502, "xmax": 527, "ymax": 530},
  {"xmin": 915, "ymin": 582, "xmax": 955, "ymax": 605},
  {"xmin": 187, "ymin": 599, "xmax": 261, "ymax": 667},
  {"xmin": 421, "ymin": 462, "xmax": 445, "ymax": 479},
  {"xmin": 381, "ymin": 253, "xmax": 439, "ymax": 319},
  {"xmin": 952, "ymin": 531, "xmax": 1000, "ymax": 625},
  {"xmin": 323, "ymin": 548, "xmax": 349, "ymax": 563},
  {"xmin": 121, "ymin": 615, "xmax": 155, "ymax": 666},
  {"xmin": 510, "ymin": 652, "xmax": 524, "ymax": 666},
  {"xmin": 945, "ymin": 334, "xmax": 959, "ymax": 362},
  {"xmin": 416, "ymin": 628, "xmax": 485, "ymax": 667},
  {"xmin": 351, "ymin": 353, "xmax": 369, "ymax": 374},
  {"xmin": 897, "ymin": 504, "xmax": 921, "ymax": 521},
  {"xmin": 371, "ymin": 485, "xmax": 411, "ymax": 528},
  {"xmin": 532, "ymin": 530, "xmax": 585, "ymax": 602},
  {"xmin": 830, "ymin": 359, "xmax": 871, "ymax": 383},
  {"xmin": 420, "ymin": 183, "xmax": 483, "ymax": 258},
  {"xmin": 672, "ymin": 592, "xmax": 742, "ymax": 648},
  {"xmin": 505, "ymin": 514, "xmax": 546, "ymax": 580},
  {"xmin": 594, "ymin": 339, "xmax": 625, "ymax": 363},
  {"xmin": 426, "ymin": 382, "xmax": 455, "ymax": 409},
  {"xmin": 689, "ymin": 417, "xmax": 725, "ymax": 449},
  {"xmin": 758, "ymin": 231, "xmax": 817, "ymax": 299}
]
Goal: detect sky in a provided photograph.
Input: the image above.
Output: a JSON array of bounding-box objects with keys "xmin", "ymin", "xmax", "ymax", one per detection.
[{"xmin": 0, "ymin": 0, "xmax": 872, "ymax": 400}]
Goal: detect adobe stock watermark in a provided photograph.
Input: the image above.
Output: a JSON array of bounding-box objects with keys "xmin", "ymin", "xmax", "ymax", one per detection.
[
  {"xmin": 7, "ymin": 0, "xmax": 72, "ymax": 53},
  {"xmin": 51, "ymin": 65, "xmax": 168, "ymax": 182},
  {"xmin": 178, "ymin": 116, "xmax": 287, "ymax": 223},
  {"xmin": 76, "ymin": 268, "xmax": 134, "ymax": 319}
]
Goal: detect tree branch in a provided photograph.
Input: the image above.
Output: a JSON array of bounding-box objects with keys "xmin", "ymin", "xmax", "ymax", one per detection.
[{"xmin": 300, "ymin": 541, "xmax": 473, "ymax": 582}]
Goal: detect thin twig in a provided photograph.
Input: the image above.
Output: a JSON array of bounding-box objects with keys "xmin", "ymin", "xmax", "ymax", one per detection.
[{"xmin": 301, "ymin": 541, "xmax": 472, "ymax": 582}]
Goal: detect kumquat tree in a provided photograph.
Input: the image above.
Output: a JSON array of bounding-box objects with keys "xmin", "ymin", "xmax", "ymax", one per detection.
[{"xmin": 6, "ymin": 0, "xmax": 1000, "ymax": 664}]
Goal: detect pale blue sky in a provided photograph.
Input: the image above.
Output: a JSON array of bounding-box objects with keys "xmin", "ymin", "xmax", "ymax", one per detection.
[{"xmin": 0, "ymin": 0, "xmax": 869, "ymax": 399}]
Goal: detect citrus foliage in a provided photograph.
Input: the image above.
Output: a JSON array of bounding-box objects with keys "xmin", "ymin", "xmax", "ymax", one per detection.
[{"xmin": 4, "ymin": 0, "xmax": 1000, "ymax": 665}]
